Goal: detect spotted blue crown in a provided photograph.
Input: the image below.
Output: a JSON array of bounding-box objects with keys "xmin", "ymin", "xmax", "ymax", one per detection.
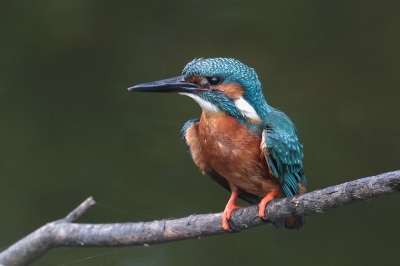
[{"xmin": 182, "ymin": 58, "xmax": 271, "ymax": 118}]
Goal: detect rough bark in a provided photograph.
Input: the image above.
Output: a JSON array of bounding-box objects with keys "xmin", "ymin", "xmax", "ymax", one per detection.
[{"xmin": 0, "ymin": 170, "xmax": 399, "ymax": 266}]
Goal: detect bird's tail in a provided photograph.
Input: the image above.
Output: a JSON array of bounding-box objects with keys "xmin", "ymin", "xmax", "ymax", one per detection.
[{"xmin": 273, "ymin": 216, "xmax": 305, "ymax": 230}]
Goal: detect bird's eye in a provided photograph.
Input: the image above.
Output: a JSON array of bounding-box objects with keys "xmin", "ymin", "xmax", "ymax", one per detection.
[{"xmin": 207, "ymin": 76, "xmax": 221, "ymax": 86}]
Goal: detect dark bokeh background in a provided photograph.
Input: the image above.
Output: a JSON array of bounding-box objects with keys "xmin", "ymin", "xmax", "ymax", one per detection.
[{"xmin": 1, "ymin": 1, "xmax": 399, "ymax": 265}]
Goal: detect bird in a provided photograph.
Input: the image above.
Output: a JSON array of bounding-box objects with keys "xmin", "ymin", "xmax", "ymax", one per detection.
[{"xmin": 128, "ymin": 58, "xmax": 306, "ymax": 230}]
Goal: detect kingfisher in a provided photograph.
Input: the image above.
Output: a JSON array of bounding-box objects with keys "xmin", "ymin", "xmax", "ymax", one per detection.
[{"xmin": 128, "ymin": 58, "xmax": 306, "ymax": 230}]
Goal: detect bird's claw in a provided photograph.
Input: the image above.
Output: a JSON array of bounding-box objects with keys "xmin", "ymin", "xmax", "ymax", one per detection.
[{"xmin": 222, "ymin": 204, "xmax": 241, "ymax": 230}]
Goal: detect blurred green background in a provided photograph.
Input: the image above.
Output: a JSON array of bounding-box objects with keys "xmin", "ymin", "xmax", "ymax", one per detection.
[{"xmin": 1, "ymin": 1, "xmax": 399, "ymax": 265}]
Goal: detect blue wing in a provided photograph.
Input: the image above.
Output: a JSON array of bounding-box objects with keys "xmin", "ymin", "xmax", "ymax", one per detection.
[
  {"xmin": 181, "ymin": 118, "xmax": 260, "ymax": 205},
  {"xmin": 262, "ymin": 108, "xmax": 306, "ymax": 197},
  {"xmin": 181, "ymin": 118, "xmax": 201, "ymax": 156}
]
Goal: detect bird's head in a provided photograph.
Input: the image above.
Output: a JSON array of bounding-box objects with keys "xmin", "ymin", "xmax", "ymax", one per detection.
[{"xmin": 129, "ymin": 58, "xmax": 271, "ymax": 124}]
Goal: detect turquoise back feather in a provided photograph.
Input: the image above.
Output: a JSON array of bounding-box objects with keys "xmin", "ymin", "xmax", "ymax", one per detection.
[{"xmin": 262, "ymin": 108, "xmax": 306, "ymax": 197}]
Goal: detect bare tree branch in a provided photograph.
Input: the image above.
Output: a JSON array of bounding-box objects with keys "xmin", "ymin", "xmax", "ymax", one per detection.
[
  {"xmin": 1, "ymin": 170, "xmax": 399, "ymax": 266},
  {"xmin": 63, "ymin": 196, "xmax": 96, "ymax": 223}
]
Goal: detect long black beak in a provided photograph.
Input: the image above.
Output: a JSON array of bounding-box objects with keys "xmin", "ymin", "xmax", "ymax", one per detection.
[{"xmin": 128, "ymin": 75, "xmax": 199, "ymax": 93}]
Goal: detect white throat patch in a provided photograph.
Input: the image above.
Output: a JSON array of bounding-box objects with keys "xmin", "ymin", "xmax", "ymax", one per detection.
[
  {"xmin": 179, "ymin": 93, "xmax": 260, "ymax": 122},
  {"xmin": 234, "ymin": 97, "xmax": 260, "ymax": 122},
  {"xmin": 179, "ymin": 93, "xmax": 220, "ymax": 113}
]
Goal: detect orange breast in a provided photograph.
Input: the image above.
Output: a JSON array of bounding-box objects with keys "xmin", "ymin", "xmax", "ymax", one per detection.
[{"xmin": 198, "ymin": 111, "xmax": 280, "ymax": 197}]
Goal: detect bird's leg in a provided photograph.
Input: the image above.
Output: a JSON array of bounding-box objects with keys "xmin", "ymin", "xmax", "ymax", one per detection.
[
  {"xmin": 258, "ymin": 190, "xmax": 279, "ymax": 218},
  {"xmin": 222, "ymin": 190, "xmax": 241, "ymax": 230}
]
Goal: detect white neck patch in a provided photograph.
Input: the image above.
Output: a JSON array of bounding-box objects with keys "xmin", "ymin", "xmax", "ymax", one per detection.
[
  {"xmin": 179, "ymin": 93, "xmax": 220, "ymax": 113},
  {"xmin": 234, "ymin": 97, "xmax": 260, "ymax": 122}
]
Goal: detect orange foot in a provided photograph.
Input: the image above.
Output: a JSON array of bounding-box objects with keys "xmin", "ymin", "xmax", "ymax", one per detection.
[
  {"xmin": 222, "ymin": 190, "xmax": 241, "ymax": 230},
  {"xmin": 258, "ymin": 190, "xmax": 279, "ymax": 218}
]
